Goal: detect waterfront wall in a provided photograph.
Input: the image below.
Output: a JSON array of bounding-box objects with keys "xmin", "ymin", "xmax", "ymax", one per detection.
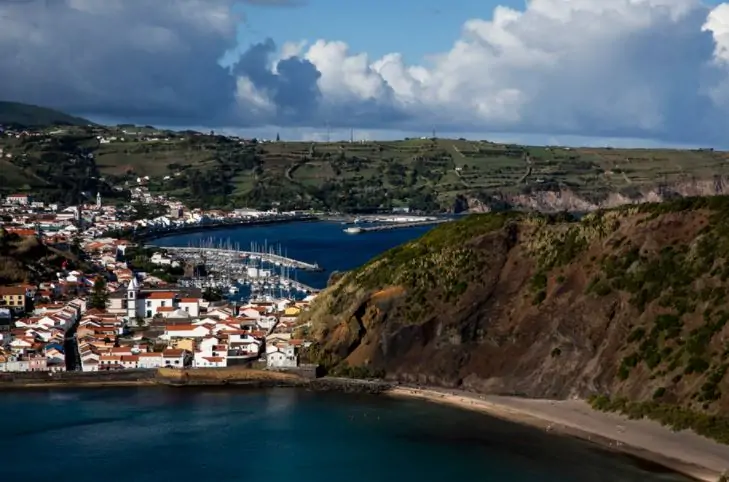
[
  {"xmin": 0, "ymin": 367, "xmax": 392, "ymax": 393},
  {"xmin": 0, "ymin": 369, "xmax": 157, "ymax": 385},
  {"xmin": 133, "ymin": 215, "xmax": 319, "ymax": 242}
]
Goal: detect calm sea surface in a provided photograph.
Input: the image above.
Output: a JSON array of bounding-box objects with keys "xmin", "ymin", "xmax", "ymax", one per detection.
[
  {"xmin": 0, "ymin": 388, "xmax": 690, "ymax": 482},
  {"xmin": 153, "ymin": 221, "xmax": 434, "ymax": 289},
  {"xmin": 144, "ymin": 222, "xmax": 690, "ymax": 481}
]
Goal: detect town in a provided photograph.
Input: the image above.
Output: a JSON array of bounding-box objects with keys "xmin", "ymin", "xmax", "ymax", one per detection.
[{"xmin": 0, "ymin": 177, "xmax": 319, "ymax": 375}]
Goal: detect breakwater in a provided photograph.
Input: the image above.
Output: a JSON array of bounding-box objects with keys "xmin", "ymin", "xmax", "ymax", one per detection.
[{"xmin": 347, "ymin": 218, "xmax": 453, "ymax": 234}]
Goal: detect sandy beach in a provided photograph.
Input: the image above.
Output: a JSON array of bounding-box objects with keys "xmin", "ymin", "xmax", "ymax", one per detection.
[{"xmin": 387, "ymin": 387, "xmax": 729, "ymax": 482}]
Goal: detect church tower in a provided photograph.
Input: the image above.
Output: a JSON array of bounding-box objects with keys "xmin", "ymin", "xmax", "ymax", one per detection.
[
  {"xmin": 96, "ymin": 192, "xmax": 102, "ymax": 210},
  {"xmin": 127, "ymin": 276, "xmax": 139, "ymax": 320}
]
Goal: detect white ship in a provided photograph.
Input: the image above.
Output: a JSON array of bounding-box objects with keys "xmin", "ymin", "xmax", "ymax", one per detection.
[{"xmin": 343, "ymin": 226, "xmax": 363, "ymax": 234}]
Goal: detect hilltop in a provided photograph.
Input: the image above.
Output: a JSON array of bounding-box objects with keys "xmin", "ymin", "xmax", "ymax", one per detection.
[
  {"xmin": 0, "ymin": 101, "xmax": 91, "ymax": 128},
  {"xmin": 3, "ymin": 118, "xmax": 729, "ymax": 212},
  {"xmin": 301, "ymin": 196, "xmax": 729, "ymax": 443}
]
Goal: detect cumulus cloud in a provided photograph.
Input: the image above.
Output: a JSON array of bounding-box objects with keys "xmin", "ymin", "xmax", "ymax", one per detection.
[{"xmin": 3, "ymin": 0, "xmax": 729, "ymax": 143}]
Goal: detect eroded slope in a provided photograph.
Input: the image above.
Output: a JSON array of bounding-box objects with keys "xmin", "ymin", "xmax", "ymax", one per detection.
[{"xmin": 303, "ymin": 198, "xmax": 729, "ymax": 419}]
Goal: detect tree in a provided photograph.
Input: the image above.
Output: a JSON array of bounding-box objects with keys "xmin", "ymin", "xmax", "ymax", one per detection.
[{"xmin": 89, "ymin": 277, "xmax": 109, "ymax": 310}]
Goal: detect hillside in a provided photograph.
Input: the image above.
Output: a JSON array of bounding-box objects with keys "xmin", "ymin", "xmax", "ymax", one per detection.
[
  {"xmin": 3, "ymin": 127, "xmax": 729, "ymax": 211},
  {"xmin": 0, "ymin": 229, "xmax": 80, "ymax": 285},
  {"xmin": 302, "ymin": 196, "xmax": 729, "ymax": 443},
  {"xmin": 0, "ymin": 101, "xmax": 91, "ymax": 128}
]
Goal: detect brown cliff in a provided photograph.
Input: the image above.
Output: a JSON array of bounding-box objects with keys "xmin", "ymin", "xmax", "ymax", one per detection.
[{"xmin": 303, "ymin": 197, "xmax": 729, "ymax": 419}]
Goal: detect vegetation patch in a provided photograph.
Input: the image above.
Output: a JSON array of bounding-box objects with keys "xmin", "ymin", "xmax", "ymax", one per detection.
[{"xmin": 589, "ymin": 395, "xmax": 729, "ymax": 445}]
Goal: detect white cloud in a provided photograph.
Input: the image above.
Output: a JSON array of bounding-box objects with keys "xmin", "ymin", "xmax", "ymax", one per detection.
[{"xmin": 3, "ymin": 0, "xmax": 729, "ymax": 144}]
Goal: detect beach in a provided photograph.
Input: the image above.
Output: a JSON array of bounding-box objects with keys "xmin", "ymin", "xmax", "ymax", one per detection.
[{"xmin": 387, "ymin": 387, "xmax": 729, "ymax": 482}]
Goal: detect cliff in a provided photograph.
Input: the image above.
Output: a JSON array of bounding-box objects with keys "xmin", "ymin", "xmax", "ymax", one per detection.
[
  {"xmin": 303, "ymin": 196, "xmax": 729, "ymax": 420},
  {"xmin": 455, "ymin": 176, "xmax": 729, "ymax": 213}
]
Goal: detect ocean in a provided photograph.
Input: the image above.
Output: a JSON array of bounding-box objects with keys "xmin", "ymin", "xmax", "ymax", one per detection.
[
  {"xmin": 152, "ymin": 220, "xmax": 434, "ymax": 289},
  {"xmin": 125, "ymin": 221, "xmax": 692, "ymax": 480},
  {"xmin": 0, "ymin": 388, "xmax": 690, "ymax": 481}
]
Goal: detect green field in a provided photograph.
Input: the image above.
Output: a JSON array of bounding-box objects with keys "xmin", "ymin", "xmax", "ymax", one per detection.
[{"xmin": 2, "ymin": 123, "xmax": 729, "ymax": 212}]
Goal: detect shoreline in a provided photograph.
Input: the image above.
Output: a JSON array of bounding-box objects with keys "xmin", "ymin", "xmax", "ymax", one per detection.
[
  {"xmin": 2, "ymin": 372, "xmax": 727, "ymax": 480},
  {"xmin": 127, "ymin": 216, "xmax": 320, "ymax": 243},
  {"xmin": 386, "ymin": 387, "xmax": 728, "ymax": 482}
]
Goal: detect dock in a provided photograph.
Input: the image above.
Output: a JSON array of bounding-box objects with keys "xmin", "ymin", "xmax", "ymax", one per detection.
[{"xmin": 152, "ymin": 246, "xmax": 322, "ymax": 271}]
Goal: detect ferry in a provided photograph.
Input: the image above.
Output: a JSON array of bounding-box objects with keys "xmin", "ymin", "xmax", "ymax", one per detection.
[{"xmin": 343, "ymin": 226, "xmax": 363, "ymax": 234}]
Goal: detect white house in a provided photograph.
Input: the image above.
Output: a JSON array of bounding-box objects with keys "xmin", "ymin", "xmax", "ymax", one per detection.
[
  {"xmin": 137, "ymin": 352, "xmax": 165, "ymax": 369},
  {"xmin": 5, "ymin": 194, "xmax": 30, "ymax": 205},
  {"xmin": 162, "ymin": 348, "xmax": 189, "ymax": 367},
  {"xmin": 266, "ymin": 344, "xmax": 298, "ymax": 369},
  {"xmin": 179, "ymin": 298, "xmax": 201, "ymax": 318},
  {"xmin": 161, "ymin": 324, "xmax": 211, "ymax": 340},
  {"xmin": 193, "ymin": 354, "xmax": 226, "ymax": 368}
]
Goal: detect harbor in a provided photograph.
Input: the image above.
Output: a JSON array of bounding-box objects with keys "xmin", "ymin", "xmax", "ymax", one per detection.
[{"xmin": 155, "ymin": 239, "xmax": 322, "ymax": 298}]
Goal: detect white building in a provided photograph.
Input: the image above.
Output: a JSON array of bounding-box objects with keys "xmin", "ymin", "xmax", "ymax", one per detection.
[
  {"xmin": 266, "ymin": 344, "xmax": 298, "ymax": 369},
  {"xmin": 179, "ymin": 298, "xmax": 201, "ymax": 317},
  {"xmin": 137, "ymin": 352, "xmax": 165, "ymax": 369},
  {"xmin": 161, "ymin": 324, "xmax": 211, "ymax": 340}
]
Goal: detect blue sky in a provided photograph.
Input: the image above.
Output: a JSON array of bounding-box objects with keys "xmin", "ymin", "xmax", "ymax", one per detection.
[
  {"xmin": 5, "ymin": 0, "xmax": 729, "ymax": 146},
  {"xmin": 239, "ymin": 0, "xmax": 523, "ymax": 63},
  {"xmin": 238, "ymin": 0, "xmax": 728, "ymax": 63}
]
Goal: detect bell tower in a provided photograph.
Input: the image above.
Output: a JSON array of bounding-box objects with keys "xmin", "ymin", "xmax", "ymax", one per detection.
[{"xmin": 127, "ymin": 276, "xmax": 139, "ymax": 320}]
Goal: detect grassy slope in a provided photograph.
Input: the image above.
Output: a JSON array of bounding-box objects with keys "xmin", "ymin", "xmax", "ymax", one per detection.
[
  {"xmin": 0, "ymin": 101, "xmax": 91, "ymax": 127},
  {"xmin": 4, "ymin": 128, "xmax": 729, "ymax": 210},
  {"xmin": 302, "ymin": 196, "xmax": 729, "ymax": 443}
]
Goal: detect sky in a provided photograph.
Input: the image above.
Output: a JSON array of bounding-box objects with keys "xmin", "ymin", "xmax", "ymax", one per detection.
[{"xmin": 3, "ymin": 0, "xmax": 729, "ymax": 147}]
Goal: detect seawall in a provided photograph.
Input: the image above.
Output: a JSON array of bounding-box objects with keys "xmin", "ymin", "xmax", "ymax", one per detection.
[{"xmin": 0, "ymin": 368, "xmax": 391, "ymax": 393}]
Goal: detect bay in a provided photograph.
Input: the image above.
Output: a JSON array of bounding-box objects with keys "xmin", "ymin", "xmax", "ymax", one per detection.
[
  {"xmin": 153, "ymin": 221, "xmax": 434, "ymax": 289},
  {"xmin": 0, "ymin": 388, "xmax": 691, "ymax": 482}
]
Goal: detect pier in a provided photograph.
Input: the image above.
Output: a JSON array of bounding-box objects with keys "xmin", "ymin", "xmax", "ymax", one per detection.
[
  {"xmin": 154, "ymin": 240, "xmax": 323, "ymax": 297},
  {"xmin": 152, "ymin": 246, "xmax": 322, "ymax": 271},
  {"xmin": 344, "ymin": 218, "xmax": 453, "ymax": 234}
]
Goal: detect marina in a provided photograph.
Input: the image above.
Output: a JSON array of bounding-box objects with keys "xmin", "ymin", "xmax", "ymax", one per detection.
[{"xmin": 155, "ymin": 239, "xmax": 322, "ymax": 298}]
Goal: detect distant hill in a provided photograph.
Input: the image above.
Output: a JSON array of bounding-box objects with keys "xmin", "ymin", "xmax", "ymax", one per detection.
[{"xmin": 0, "ymin": 101, "xmax": 92, "ymax": 127}]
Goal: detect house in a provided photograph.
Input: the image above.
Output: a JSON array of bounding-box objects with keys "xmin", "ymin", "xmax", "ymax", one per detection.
[
  {"xmin": 162, "ymin": 348, "xmax": 190, "ymax": 368},
  {"xmin": 0, "ymin": 286, "xmax": 27, "ymax": 312},
  {"xmin": 161, "ymin": 324, "xmax": 210, "ymax": 340},
  {"xmin": 137, "ymin": 352, "xmax": 165, "ymax": 369},
  {"xmin": 139, "ymin": 290, "xmax": 178, "ymax": 319},
  {"xmin": 266, "ymin": 343, "xmax": 298, "ymax": 369},
  {"xmin": 5, "ymin": 193, "xmax": 31, "ymax": 205},
  {"xmin": 194, "ymin": 355, "xmax": 226, "ymax": 368},
  {"xmin": 179, "ymin": 298, "xmax": 200, "ymax": 317},
  {"xmin": 283, "ymin": 306, "xmax": 301, "ymax": 317}
]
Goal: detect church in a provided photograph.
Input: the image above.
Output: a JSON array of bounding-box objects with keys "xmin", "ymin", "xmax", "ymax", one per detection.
[{"xmin": 107, "ymin": 277, "xmax": 203, "ymax": 321}]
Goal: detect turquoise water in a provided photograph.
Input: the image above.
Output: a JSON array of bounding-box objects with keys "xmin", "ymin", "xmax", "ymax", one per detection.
[
  {"xmin": 154, "ymin": 221, "xmax": 433, "ymax": 289},
  {"xmin": 0, "ymin": 388, "xmax": 690, "ymax": 481}
]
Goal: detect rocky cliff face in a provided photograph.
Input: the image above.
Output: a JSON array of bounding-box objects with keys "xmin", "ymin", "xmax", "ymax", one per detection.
[
  {"xmin": 456, "ymin": 177, "xmax": 729, "ymax": 213},
  {"xmin": 303, "ymin": 197, "xmax": 729, "ymax": 413}
]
